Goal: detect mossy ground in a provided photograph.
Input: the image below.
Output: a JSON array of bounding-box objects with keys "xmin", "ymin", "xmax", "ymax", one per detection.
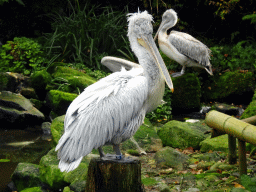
[{"xmin": 139, "ymin": 150, "xmax": 255, "ymax": 192}]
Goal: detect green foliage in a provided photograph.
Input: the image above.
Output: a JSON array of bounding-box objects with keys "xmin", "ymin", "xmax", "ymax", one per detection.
[
  {"xmin": 210, "ymin": 41, "xmax": 256, "ymax": 71},
  {"xmin": 240, "ymin": 175, "xmax": 256, "ymax": 191},
  {"xmin": 0, "ymin": 0, "xmax": 24, "ymax": 6},
  {"xmin": 0, "ymin": 37, "xmax": 47, "ymax": 75},
  {"xmin": 242, "ymin": 13, "xmax": 256, "ymax": 24},
  {"xmin": 44, "ymin": 1, "xmax": 128, "ymax": 70}
]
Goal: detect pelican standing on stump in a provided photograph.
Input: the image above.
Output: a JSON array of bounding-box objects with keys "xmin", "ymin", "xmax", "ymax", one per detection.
[
  {"xmin": 55, "ymin": 10, "xmax": 174, "ymax": 172},
  {"xmin": 154, "ymin": 9, "xmax": 213, "ymax": 77}
]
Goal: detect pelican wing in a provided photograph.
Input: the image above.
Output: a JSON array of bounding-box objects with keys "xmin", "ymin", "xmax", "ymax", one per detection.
[
  {"xmin": 55, "ymin": 67, "xmax": 148, "ymax": 171},
  {"xmin": 101, "ymin": 56, "xmax": 142, "ymax": 72},
  {"xmin": 169, "ymin": 30, "xmax": 211, "ymax": 66}
]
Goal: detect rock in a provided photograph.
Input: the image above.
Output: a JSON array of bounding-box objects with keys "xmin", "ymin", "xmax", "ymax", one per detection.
[
  {"xmin": 39, "ymin": 148, "xmax": 91, "ymax": 190},
  {"xmin": 201, "ymin": 70, "xmax": 254, "ymax": 103},
  {"xmin": 212, "ymin": 103, "xmax": 241, "ymax": 116},
  {"xmin": 41, "ymin": 122, "xmax": 51, "ymax": 135},
  {"xmin": 48, "ymin": 66, "xmax": 96, "ymax": 93},
  {"xmin": 121, "ymin": 118, "xmax": 163, "ymax": 154},
  {"xmin": 69, "ymin": 180, "xmax": 86, "ymax": 192},
  {"xmin": 30, "ymin": 70, "xmax": 52, "ymax": 100},
  {"xmin": 154, "ymin": 146, "xmax": 188, "ymax": 170},
  {"xmin": 200, "ymin": 134, "xmax": 231, "ymax": 153},
  {"xmin": 240, "ymin": 91, "xmax": 256, "ymax": 119},
  {"xmin": 171, "ymin": 73, "xmax": 201, "ymax": 114},
  {"xmin": 0, "ymin": 72, "xmax": 18, "ymax": 92},
  {"xmin": 50, "ymin": 115, "xmax": 65, "ymax": 146},
  {"xmin": 157, "ymin": 120, "xmax": 211, "ymax": 150},
  {"xmin": 183, "ymin": 188, "xmax": 200, "ymax": 192},
  {"xmin": 63, "ymin": 186, "xmax": 74, "ymax": 192},
  {"xmin": 20, "ymin": 87, "xmax": 38, "ymax": 99},
  {"xmin": 11, "ymin": 163, "xmax": 42, "ymax": 191},
  {"xmin": 0, "ymin": 91, "xmax": 45, "ymax": 128},
  {"xmin": 45, "ymin": 90, "xmax": 77, "ymax": 116},
  {"xmin": 20, "ymin": 187, "xmax": 44, "ymax": 192},
  {"xmin": 158, "ymin": 182, "xmax": 171, "ymax": 192},
  {"xmin": 41, "ymin": 122, "xmax": 52, "ymax": 140}
]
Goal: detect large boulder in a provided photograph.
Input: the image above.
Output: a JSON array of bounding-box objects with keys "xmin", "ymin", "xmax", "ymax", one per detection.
[
  {"xmin": 51, "ymin": 115, "xmax": 65, "ymax": 146},
  {"xmin": 0, "ymin": 91, "xmax": 45, "ymax": 128},
  {"xmin": 30, "ymin": 70, "xmax": 52, "ymax": 100},
  {"xmin": 200, "ymin": 135, "xmax": 230, "ymax": 153},
  {"xmin": 48, "ymin": 66, "xmax": 96, "ymax": 93},
  {"xmin": 157, "ymin": 120, "xmax": 211, "ymax": 150},
  {"xmin": 39, "ymin": 148, "xmax": 92, "ymax": 190},
  {"xmin": 154, "ymin": 146, "xmax": 189, "ymax": 170},
  {"xmin": 171, "ymin": 73, "xmax": 201, "ymax": 114},
  {"xmin": 46, "ymin": 90, "xmax": 78, "ymax": 116},
  {"xmin": 240, "ymin": 90, "xmax": 256, "ymax": 119},
  {"xmin": 121, "ymin": 118, "xmax": 163, "ymax": 154},
  {"xmin": 11, "ymin": 163, "xmax": 42, "ymax": 191},
  {"xmin": 201, "ymin": 70, "xmax": 254, "ymax": 103}
]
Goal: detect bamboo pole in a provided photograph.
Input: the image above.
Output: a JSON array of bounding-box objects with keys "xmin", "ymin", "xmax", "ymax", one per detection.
[
  {"xmin": 228, "ymin": 135, "xmax": 237, "ymax": 164},
  {"xmin": 238, "ymin": 139, "xmax": 247, "ymax": 175},
  {"xmin": 205, "ymin": 110, "xmax": 256, "ymax": 145}
]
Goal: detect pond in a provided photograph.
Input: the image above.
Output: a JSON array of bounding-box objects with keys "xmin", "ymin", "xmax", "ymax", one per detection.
[{"xmin": 0, "ymin": 127, "xmax": 53, "ymax": 191}]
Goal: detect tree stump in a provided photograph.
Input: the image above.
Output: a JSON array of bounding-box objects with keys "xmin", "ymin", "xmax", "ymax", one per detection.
[{"xmin": 85, "ymin": 158, "xmax": 144, "ymax": 192}]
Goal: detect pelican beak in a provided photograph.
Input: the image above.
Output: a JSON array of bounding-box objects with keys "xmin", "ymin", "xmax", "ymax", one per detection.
[{"xmin": 138, "ymin": 35, "xmax": 174, "ymax": 93}]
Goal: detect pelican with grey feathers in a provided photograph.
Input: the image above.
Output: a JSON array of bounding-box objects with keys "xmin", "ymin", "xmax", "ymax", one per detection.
[
  {"xmin": 55, "ymin": 10, "xmax": 174, "ymax": 172},
  {"xmin": 154, "ymin": 9, "xmax": 213, "ymax": 77}
]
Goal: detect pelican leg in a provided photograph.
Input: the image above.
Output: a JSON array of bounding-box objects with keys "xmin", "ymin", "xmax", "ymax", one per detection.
[
  {"xmin": 113, "ymin": 144, "xmax": 122, "ymax": 159},
  {"xmin": 98, "ymin": 147, "xmax": 105, "ymax": 158},
  {"xmin": 171, "ymin": 66, "xmax": 186, "ymax": 77}
]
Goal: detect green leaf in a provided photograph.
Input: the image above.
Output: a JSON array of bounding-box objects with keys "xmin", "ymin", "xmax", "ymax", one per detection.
[{"xmin": 0, "ymin": 159, "xmax": 10, "ymax": 162}]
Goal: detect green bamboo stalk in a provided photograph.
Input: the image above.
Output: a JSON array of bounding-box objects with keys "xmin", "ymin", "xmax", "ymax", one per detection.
[
  {"xmin": 206, "ymin": 110, "xmax": 256, "ymax": 145},
  {"xmin": 228, "ymin": 135, "xmax": 237, "ymax": 164},
  {"xmin": 238, "ymin": 139, "xmax": 247, "ymax": 175}
]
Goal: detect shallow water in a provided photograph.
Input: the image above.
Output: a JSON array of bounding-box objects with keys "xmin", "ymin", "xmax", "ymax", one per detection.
[{"xmin": 0, "ymin": 128, "xmax": 52, "ymax": 191}]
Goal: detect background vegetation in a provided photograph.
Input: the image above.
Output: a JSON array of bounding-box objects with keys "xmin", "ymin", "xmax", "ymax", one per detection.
[{"xmin": 0, "ymin": 0, "xmax": 256, "ymax": 122}]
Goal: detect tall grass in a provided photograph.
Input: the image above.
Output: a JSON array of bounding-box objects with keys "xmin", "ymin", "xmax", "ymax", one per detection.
[{"xmin": 44, "ymin": 1, "xmax": 129, "ymax": 70}]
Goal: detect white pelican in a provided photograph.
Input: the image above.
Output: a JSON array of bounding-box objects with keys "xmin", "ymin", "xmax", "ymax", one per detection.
[
  {"xmin": 55, "ymin": 10, "xmax": 174, "ymax": 172},
  {"xmin": 154, "ymin": 9, "xmax": 213, "ymax": 77}
]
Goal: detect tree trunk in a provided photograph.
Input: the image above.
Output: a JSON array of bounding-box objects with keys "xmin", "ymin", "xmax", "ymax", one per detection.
[{"xmin": 85, "ymin": 158, "xmax": 144, "ymax": 192}]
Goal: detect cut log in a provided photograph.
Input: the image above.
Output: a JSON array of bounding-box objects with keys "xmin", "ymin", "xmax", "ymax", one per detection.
[{"xmin": 85, "ymin": 158, "xmax": 144, "ymax": 192}]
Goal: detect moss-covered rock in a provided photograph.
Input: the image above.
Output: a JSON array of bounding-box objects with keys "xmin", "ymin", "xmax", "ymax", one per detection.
[
  {"xmin": 200, "ymin": 134, "xmax": 231, "ymax": 153},
  {"xmin": 50, "ymin": 115, "xmax": 65, "ymax": 146},
  {"xmin": 39, "ymin": 148, "xmax": 90, "ymax": 190},
  {"xmin": 49, "ymin": 66, "xmax": 96, "ymax": 93},
  {"xmin": 30, "ymin": 70, "xmax": 52, "ymax": 100},
  {"xmin": 157, "ymin": 120, "xmax": 210, "ymax": 150},
  {"xmin": 11, "ymin": 163, "xmax": 41, "ymax": 191},
  {"xmin": 154, "ymin": 146, "xmax": 188, "ymax": 170},
  {"xmin": 0, "ymin": 72, "xmax": 15, "ymax": 92},
  {"xmin": 0, "ymin": 91, "xmax": 45, "ymax": 127},
  {"xmin": 240, "ymin": 94, "xmax": 256, "ymax": 119},
  {"xmin": 171, "ymin": 73, "xmax": 201, "ymax": 113},
  {"xmin": 20, "ymin": 187, "xmax": 43, "ymax": 192},
  {"xmin": 202, "ymin": 71, "xmax": 254, "ymax": 102},
  {"xmin": 121, "ymin": 118, "xmax": 163, "ymax": 153},
  {"xmin": 46, "ymin": 90, "xmax": 77, "ymax": 116}
]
